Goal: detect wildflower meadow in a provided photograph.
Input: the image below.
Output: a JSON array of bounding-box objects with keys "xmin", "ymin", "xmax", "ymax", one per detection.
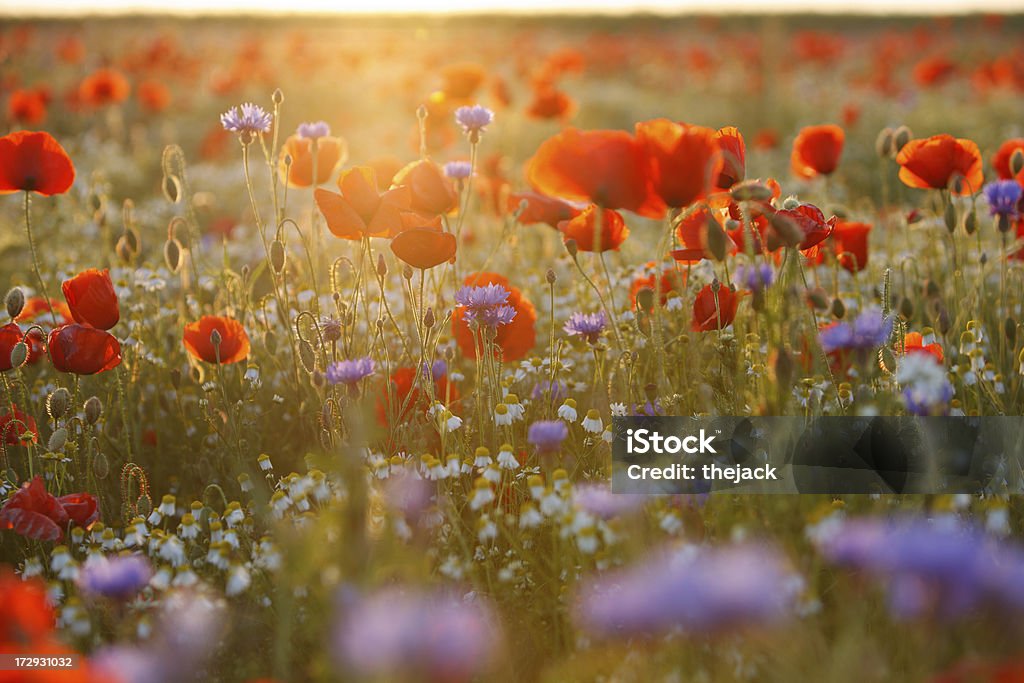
[{"xmin": 2, "ymin": 13, "xmax": 1024, "ymax": 683}]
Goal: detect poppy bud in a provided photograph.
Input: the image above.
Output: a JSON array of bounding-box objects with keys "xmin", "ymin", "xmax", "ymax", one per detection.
[
  {"xmin": 710, "ymin": 278, "xmax": 721, "ymax": 293},
  {"xmin": 937, "ymin": 307, "xmax": 951, "ymax": 335},
  {"xmin": 423, "ymin": 307, "xmax": 435, "ymax": 329},
  {"xmin": 635, "ymin": 287, "xmax": 654, "ymax": 312},
  {"xmin": 564, "ymin": 238, "xmax": 578, "ymax": 259},
  {"xmin": 943, "ymin": 202, "xmax": 957, "ymax": 233},
  {"xmin": 1011, "ymin": 149, "xmax": 1024, "ymax": 177},
  {"xmin": 781, "ymin": 197, "xmax": 800, "ymax": 211},
  {"xmin": 164, "ymin": 238, "xmax": 183, "ymax": 273},
  {"xmin": 272, "ymin": 88, "xmax": 284, "ymax": 105},
  {"xmin": 831, "ymin": 297, "xmax": 846, "ymax": 319},
  {"xmin": 875, "ymin": 128, "xmax": 894, "ymax": 158},
  {"xmin": 162, "ymin": 174, "xmax": 181, "ymax": 204},
  {"xmin": 5, "ymin": 287, "xmax": 24, "ymax": 319},
  {"xmin": 209, "ymin": 328, "xmax": 222, "ymax": 352},
  {"xmin": 311, "ymin": 369, "xmax": 325, "ymax": 388},
  {"xmin": 924, "ymin": 279, "xmax": 940, "ymax": 298},
  {"xmin": 806, "ymin": 287, "xmax": 829, "ymax": 310},
  {"xmin": 116, "ymin": 234, "xmax": 137, "ymax": 263},
  {"xmin": 262, "ymin": 329, "xmax": 277, "ymax": 355},
  {"xmin": 964, "ymin": 209, "xmax": 978, "ymax": 235},
  {"xmin": 774, "ymin": 347, "xmax": 794, "ymax": 387},
  {"xmin": 9, "ymin": 341, "xmax": 27, "ymax": 369},
  {"xmin": 892, "ymin": 126, "xmax": 912, "ymax": 154},
  {"xmin": 416, "ymin": 104, "xmax": 428, "ymax": 121},
  {"xmin": 546, "ymin": 268, "xmax": 556, "ymax": 285},
  {"xmin": 84, "ymin": 396, "xmax": 103, "ymax": 425},
  {"xmin": 270, "ymin": 240, "xmax": 286, "ymax": 275},
  {"xmin": 48, "ymin": 427, "xmax": 67, "ymax": 453},
  {"xmin": 376, "ymin": 253, "xmax": 387, "ymax": 279},
  {"xmin": 706, "ymin": 216, "xmax": 728, "ymax": 261},
  {"xmin": 47, "ymin": 388, "xmax": 71, "ymax": 420},
  {"xmin": 402, "ymin": 265, "xmax": 413, "ymax": 281},
  {"xmin": 283, "ymin": 153, "xmax": 292, "ymax": 168},
  {"xmin": 899, "ymin": 296, "xmax": 914, "ymax": 320},
  {"xmin": 980, "ymin": 252, "xmax": 988, "ymax": 266},
  {"xmin": 298, "ymin": 340, "xmax": 316, "ymax": 373},
  {"xmin": 1005, "ymin": 317, "xmax": 1017, "ymax": 345},
  {"xmin": 878, "ymin": 346, "xmax": 897, "ymax": 374},
  {"xmin": 730, "ymin": 180, "xmax": 774, "ymax": 203}
]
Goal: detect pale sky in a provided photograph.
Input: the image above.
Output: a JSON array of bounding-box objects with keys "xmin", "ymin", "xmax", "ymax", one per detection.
[{"xmin": 3, "ymin": 0, "xmax": 1023, "ymax": 15}]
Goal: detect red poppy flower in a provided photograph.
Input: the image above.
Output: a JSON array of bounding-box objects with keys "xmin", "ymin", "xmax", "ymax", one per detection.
[
  {"xmin": 452, "ymin": 272, "xmax": 537, "ymax": 362},
  {"xmin": 714, "ymin": 126, "xmax": 746, "ymax": 190},
  {"xmin": 0, "ymin": 476, "xmax": 69, "ymax": 542},
  {"xmin": 991, "ymin": 138, "xmax": 1024, "ymax": 185},
  {"xmin": 636, "ymin": 119, "xmax": 723, "ymax": 210},
  {"xmin": 279, "ymin": 134, "xmax": 348, "ymax": 188},
  {"xmin": 832, "ymin": 221, "xmax": 872, "ymax": 273},
  {"xmin": 0, "ymin": 130, "xmax": 75, "ymax": 196},
  {"xmin": 630, "ymin": 267, "xmax": 685, "ymax": 311},
  {"xmin": 904, "ymin": 332, "xmax": 944, "ymax": 364},
  {"xmin": 913, "ymin": 56, "xmax": 956, "ymax": 87},
  {"xmin": 78, "ymin": 68, "xmax": 130, "ymax": 107},
  {"xmin": 896, "ymin": 134, "xmax": 983, "ymax": 196},
  {"xmin": 557, "ymin": 205, "xmax": 629, "ymax": 252},
  {"xmin": 791, "ymin": 124, "xmax": 845, "ymax": 179},
  {"xmin": 508, "ymin": 191, "xmax": 581, "ymax": 228},
  {"xmin": 183, "ymin": 316, "xmax": 249, "ymax": 365},
  {"xmin": 692, "ymin": 284, "xmax": 742, "ymax": 332},
  {"xmin": 0, "ymin": 408, "xmax": 38, "ymax": 445},
  {"xmin": 525, "ymin": 87, "xmax": 576, "ymax": 121},
  {"xmin": 375, "ymin": 365, "xmax": 460, "ymax": 427},
  {"xmin": 390, "ymin": 227, "xmax": 457, "ymax": 270},
  {"xmin": 0, "ymin": 322, "xmax": 23, "ymax": 372},
  {"xmin": 15, "ymin": 296, "xmax": 72, "ymax": 365},
  {"xmin": 526, "ymin": 128, "xmax": 665, "ymax": 219},
  {"xmin": 56, "ymin": 492, "xmax": 99, "ymax": 529},
  {"xmin": 48, "ymin": 324, "xmax": 122, "ymax": 375},
  {"xmin": 767, "ymin": 203, "xmax": 837, "ymax": 251},
  {"xmin": 440, "ymin": 62, "xmax": 487, "ymax": 99},
  {"xmin": 315, "ymin": 167, "xmax": 412, "ymax": 240},
  {"xmin": 7, "ymin": 88, "xmax": 48, "ymax": 125},
  {"xmin": 136, "ymin": 80, "xmax": 171, "ymax": 113},
  {"xmin": 674, "ymin": 203, "xmax": 736, "ymax": 261},
  {"xmin": 391, "ymin": 160, "xmax": 458, "ymax": 217},
  {"xmin": 62, "ymin": 268, "xmax": 119, "ymax": 331},
  {"xmin": 0, "ymin": 567, "xmax": 55, "ymax": 642}
]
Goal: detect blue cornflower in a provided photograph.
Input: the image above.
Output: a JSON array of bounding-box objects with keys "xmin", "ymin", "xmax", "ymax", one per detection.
[
  {"xmin": 454, "ymin": 284, "xmax": 517, "ymax": 327},
  {"xmin": 297, "ymin": 121, "xmax": 331, "ymax": 139},
  {"xmin": 984, "ymin": 180, "xmax": 1022, "ymax": 226},
  {"xmin": 819, "ymin": 308, "xmax": 892, "ymax": 354},
  {"xmin": 220, "ymin": 102, "xmax": 273, "ymax": 137},
  {"xmin": 78, "ymin": 554, "xmax": 152, "ymax": 600},
  {"xmin": 444, "ymin": 161, "xmax": 473, "ymax": 179},
  {"xmin": 527, "ymin": 420, "xmax": 568, "ymax": 453},
  {"xmin": 326, "ymin": 357, "xmax": 375, "ymax": 386},
  {"xmin": 564, "ymin": 311, "xmax": 607, "ymax": 344},
  {"xmin": 734, "ymin": 263, "xmax": 775, "ymax": 292},
  {"xmin": 454, "ymin": 105, "xmax": 494, "ymax": 138}
]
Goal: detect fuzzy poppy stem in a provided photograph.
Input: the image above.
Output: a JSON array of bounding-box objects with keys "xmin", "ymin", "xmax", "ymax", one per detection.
[{"xmin": 22, "ymin": 193, "xmax": 58, "ymax": 327}]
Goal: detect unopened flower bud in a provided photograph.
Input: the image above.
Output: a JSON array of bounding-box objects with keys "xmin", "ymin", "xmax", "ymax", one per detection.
[
  {"xmin": 263, "ymin": 330, "xmax": 277, "ymax": 355},
  {"xmin": 781, "ymin": 196, "xmax": 800, "ymax": 211},
  {"xmin": 298, "ymin": 340, "xmax": 316, "ymax": 373},
  {"xmin": 964, "ymin": 209, "xmax": 978, "ymax": 235},
  {"xmin": 403, "ymin": 265, "xmax": 413, "ymax": 281},
  {"xmin": 164, "ymin": 238, "xmax": 183, "ymax": 273},
  {"xmin": 47, "ymin": 388, "xmax": 71, "ymax": 420},
  {"xmin": 272, "ymin": 88, "xmax": 284, "ymax": 105},
  {"xmin": 706, "ymin": 217, "xmax": 728, "ymax": 261},
  {"xmin": 210, "ymin": 328, "xmax": 222, "ymax": 349},
  {"xmin": 944, "ymin": 202, "xmax": 957, "ymax": 233},
  {"xmin": 730, "ymin": 180, "xmax": 774, "ymax": 202},
  {"xmin": 807, "ymin": 287, "xmax": 829, "ymax": 310},
  {"xmin": 564, "ymin": 238, "xmax": 578, "ymax": 259},
  {"xmin": 831, "ymin": 297, "xmax": 846, "ymax": 319},
  {"xmin": 423, "ymin": 307, "xmax": 435, "ymax": 329},
  {"xmin": 892, "ymin": 126, "xmax": 912, "ymax": 153},
  {"xmin": 875, "ymin": 128, "xmax": 894, "ymax": 158},
  {"xmin": 710, "ymin": 278, "xmax": 721, "ymax": 293},
  {"xmin": 84, "ymin": 396, "xmax": 103, "ymax": 425},
  {"xmin": 5, "ymin": 287, "xmax": 24, "ymax": 319},
  {"xmin": 48, "ymin": 428, "xmax": 67, "ymax": 453},
  {"xmin": 635, "ymin": 287, "xmax": 654, "ymax": 312},
  {"xmin": 376, "ymin": 253, "xmax": 387, "ymax": 278},
  {"xmin": 9, "ymin": 341, "xmax": 27, "ymax": 369},
  {"xmin": 270, "ymin": 240, "xmax": 286, "ymax": 274},
  {"xmin": 546, "ymin": 268, "xmax": 556, "ymax": 285}
]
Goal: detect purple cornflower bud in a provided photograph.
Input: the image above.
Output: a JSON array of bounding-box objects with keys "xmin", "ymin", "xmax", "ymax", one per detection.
[
  {"xmin": 454, "ymin": 105, "xmax": 494, "ymax": 137},
  {"xmin": 563, "ymin": 311, "xmax": 607, "ymax": 344},
  {"xmin": 984, "ymin": 180, "xmax": 1022, "ymax": 219},
  {"xmin": 220, "ymin": 102, "xmax": 272, "ymax": 136},
  {"xmin": 576, "ymin": 543, "xmax": 801, "ymax": 637},
  {"xmin": 78, "ymin": 554, "xmax": 152, "ymax": 600},
  {"xmin": 297, "ymin": 121, "xmax": 331, "ymax": 140},
  {"xmin": 527, "ymin": 420, "xmax": 568, "ymax": 454},
  {"xmin": 444, "ymin": 161, "xmax": 473, "ymax": 179},
  {"xmin": 325, "ymin": 357, "xmax": 375, "ymax": 386}
]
